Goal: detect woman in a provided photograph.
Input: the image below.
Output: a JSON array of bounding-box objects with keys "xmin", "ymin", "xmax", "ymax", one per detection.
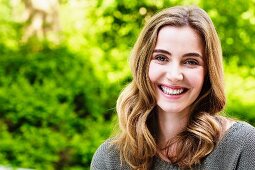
[{"xmin": 91, "ymin": 5, "xmax": 255, "ymax": 170}]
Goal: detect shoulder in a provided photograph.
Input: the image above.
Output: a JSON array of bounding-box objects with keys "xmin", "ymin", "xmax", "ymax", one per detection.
[
  {"xmin": 233, "ymin": 122, "xmax": 255, "ymax": 169},
  {"xmin": 202, "ymin": 121, "xmax": 255, "ymax": 169},
  {"xmin": 90, "ymin": 139, "xmax": 129, "ymax": 170},
  {"xmin": 238, "ymin": 121, "xmax": 255, "ymax": 149},
  {"xmin": 227, "ymin": 121, "xmax": 255, "ymax": 141},
  {"xmin": 219, "ymin": 121, "xmax": 255, "ymax": 150}
]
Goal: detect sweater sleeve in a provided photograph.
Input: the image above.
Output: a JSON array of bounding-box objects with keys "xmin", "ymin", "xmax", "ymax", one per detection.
[
  {"xmin": 236, "ymin": 123, "xmax": 255, "ymax": 169},
  {"xmin": 90, "ymin": 140, "xmax": 128, "ymax": 170},
  {"xmin": 90, "ymin": 141, "xmax": 109, "ymax": 170}
]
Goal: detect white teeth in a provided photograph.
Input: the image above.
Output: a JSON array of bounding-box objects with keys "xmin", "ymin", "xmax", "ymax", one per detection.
[{"xmin": 161, "ymin": 86, "xmax": 184, "ymax": 95}]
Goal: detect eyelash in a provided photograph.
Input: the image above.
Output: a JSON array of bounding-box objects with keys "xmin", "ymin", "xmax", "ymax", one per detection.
[
  {"xmin": 154, "ymin": 54, "xmax": 168, "ymax": 62},
  {"xmin": 153, "ymin": 54, "xmax": 200, "ymax": 66},
  {"xmin": 184, "ymin": 59, "xmax": 199, "ymax": 65}
]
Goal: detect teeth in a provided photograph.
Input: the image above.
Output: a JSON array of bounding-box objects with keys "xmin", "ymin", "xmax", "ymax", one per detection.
[{"xmin": 161, "ymin": 86, "xmax": 184, "ymax": 95}]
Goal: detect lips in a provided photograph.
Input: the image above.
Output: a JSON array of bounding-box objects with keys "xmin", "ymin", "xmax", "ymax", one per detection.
[{"xmin": 159, "ymin": 85, "xmax": 188, "ymax": 95}]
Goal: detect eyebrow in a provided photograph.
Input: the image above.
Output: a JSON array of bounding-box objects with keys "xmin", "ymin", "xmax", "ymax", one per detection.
[{"xmin": 153, "ymin": 49, "xmax": 203, "ymax": 58}]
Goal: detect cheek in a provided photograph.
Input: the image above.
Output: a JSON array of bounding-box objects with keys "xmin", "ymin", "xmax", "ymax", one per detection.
[
  {"xmin": 148, "ymin": 62, "xmax": 158, "ymax": 83},
  {"xmin": 187, "ymin": 69, "xmax": 205, "ymax": 88}
]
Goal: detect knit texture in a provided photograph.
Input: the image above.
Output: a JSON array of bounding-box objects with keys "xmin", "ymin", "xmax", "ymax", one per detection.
[{"xmin": 90, "ymin": 122, "xmax": 255, "ymax": 170}]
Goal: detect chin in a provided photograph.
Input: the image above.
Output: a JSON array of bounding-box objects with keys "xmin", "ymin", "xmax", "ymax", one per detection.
[{"xmin": 157, "ymin": 105, "xmax": 190, "ymax": 115}]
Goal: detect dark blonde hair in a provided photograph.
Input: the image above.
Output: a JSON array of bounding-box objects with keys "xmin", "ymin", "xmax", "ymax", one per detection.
[{"xmin": 113, "ymin": 5, "xmax": 225, "ymax": 169}]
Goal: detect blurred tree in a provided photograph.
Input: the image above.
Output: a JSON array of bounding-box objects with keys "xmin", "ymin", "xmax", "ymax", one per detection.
[
  {"xmin": 20, "ymin": 0, "xmax": 60, "ymax": 43},
  {"xmin": 201, "ymin": 0, "xmax": 255, "ymax": 67}
]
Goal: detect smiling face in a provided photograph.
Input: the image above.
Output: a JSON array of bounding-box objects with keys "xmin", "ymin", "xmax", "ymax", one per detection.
[{"xmin": 149, "ymin": 26, "xmax": 205, "ymax": 118}]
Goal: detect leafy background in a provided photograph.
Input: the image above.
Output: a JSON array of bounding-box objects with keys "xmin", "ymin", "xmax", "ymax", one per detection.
[{"xmin": 0, "ymin": 0, "xmax": 254, "ymax": 169}]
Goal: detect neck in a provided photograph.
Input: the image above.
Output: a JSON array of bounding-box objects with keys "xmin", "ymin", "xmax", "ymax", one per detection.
[{"xmin": 157, "ymin": 108, "xmax": 190, "ymax": 148}]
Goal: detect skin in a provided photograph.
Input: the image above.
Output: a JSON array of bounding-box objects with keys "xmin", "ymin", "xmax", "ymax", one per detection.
[{"xmin": 148, "ymin": 26, "xmax": 205, "ymax": 147}]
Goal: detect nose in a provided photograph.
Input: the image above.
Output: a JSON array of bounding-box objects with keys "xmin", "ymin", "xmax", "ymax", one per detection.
[{"xmin": 166, "ymin": 64, "xmax": 184, "ymax": 82}]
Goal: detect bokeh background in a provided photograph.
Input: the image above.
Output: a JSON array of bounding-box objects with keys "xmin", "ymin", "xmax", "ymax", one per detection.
[{"xmin": 0, "ymin": 0, "xmax": 254, "ymax": 169}]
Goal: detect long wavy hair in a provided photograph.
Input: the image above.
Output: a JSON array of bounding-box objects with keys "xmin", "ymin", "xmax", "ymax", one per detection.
[{"xmin": 112, "ymin": 5, "xmax": 225, "ymax": 169}]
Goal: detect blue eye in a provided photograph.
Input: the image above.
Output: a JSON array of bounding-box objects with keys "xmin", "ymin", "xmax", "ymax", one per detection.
[
  {"xmin": 185, "ymin": 59, "xmax": 198, "ymax": 65},
  {"xmin": 154, "ymin": 55, "xmax": 168, "ymax": 62}
]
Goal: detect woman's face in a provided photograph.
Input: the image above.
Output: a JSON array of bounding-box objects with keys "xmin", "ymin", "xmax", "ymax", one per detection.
[{"xmin": 148, "ymin": 26, "xmax": 205, "ymax": 117}]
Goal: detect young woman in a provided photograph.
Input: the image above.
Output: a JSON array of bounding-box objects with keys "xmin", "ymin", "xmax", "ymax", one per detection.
[{"xmin": 91, "ymin": 5, "xmax": 255, "ymax": 170}]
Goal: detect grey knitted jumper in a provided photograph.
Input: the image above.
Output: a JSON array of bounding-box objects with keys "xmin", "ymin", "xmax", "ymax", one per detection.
[{"xmin": 90, "ymin": 122, "xmax": 255, "ymax": 170}]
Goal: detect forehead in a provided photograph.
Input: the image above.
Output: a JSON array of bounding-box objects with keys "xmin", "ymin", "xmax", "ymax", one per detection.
[
  {"xmin": 155, "ymin": 26, "xmax": 204, "ymax": 56},
  {"xmin": 157, "ymin": 25, "xmax": 202, "ymax": 44}
]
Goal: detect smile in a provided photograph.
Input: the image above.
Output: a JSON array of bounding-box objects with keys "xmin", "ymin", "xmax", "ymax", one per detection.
[{"xmin": 159, "ymin": 85, "xmax": 187, "ymax": 95}]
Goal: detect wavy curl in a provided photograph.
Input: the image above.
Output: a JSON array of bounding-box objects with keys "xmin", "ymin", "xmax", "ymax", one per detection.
[{"xmin": 112, "ymin": 5, "xmax": 226, "ymax": 169}]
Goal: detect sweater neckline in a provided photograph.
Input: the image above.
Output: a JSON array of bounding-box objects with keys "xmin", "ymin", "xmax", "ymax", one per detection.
[{"xmin": 154, "ymin": 121, "xmax": 241, "ymax": 167}]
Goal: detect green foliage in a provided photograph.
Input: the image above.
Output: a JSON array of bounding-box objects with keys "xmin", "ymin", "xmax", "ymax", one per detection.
[
  {"xmin": 0, "ymin": 45, "xmax": 115, "ymax": 169},
  {"xmin": 225, "ymin": 61, "xmax": 255, "ymax": 125},
  {"xmin": 0, "ymin": 0, "xmax": 254, "ymax": 169},
  {"xmin": 201, "ymin": 0, "xmax": 255, "ymax": 67}
]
